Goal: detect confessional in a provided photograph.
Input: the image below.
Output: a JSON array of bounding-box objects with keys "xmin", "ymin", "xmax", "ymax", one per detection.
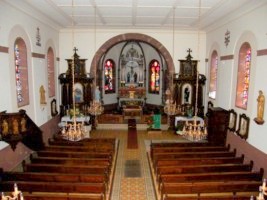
[{"xmin": 58, "ymin": 49, "xmax": 93, "ymax": 116}]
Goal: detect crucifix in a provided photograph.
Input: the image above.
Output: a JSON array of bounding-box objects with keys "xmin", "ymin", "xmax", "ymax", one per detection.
[
  {"xmin": 73, "ymin": 47, "xmax": 78, "ymax": 53},
  {"xmin": 187, "ymin": 48, "xmax": 192, "ymax": 54}
]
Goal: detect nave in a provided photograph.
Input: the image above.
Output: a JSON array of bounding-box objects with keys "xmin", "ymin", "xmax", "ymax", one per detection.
[{"xmin": 1, "ymin": 128, "xmax": 265, "ymax": 200}]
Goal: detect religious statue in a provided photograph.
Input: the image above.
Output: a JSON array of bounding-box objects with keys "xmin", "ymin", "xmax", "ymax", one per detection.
[
  {"xmin": 2, "ymin": 119, "xmax": 9, "ymax": 135},
  {"xmin": 134, "ymin": 72, "xmax": 138, "ymax": 83},
  {"xmin": 127, "ymin": 72, "xmax": 130, "ymax": 83},
  {"xmin": 39, "ymin": 85, "xmax": 46, "ymax": 104},
  {"xmin": 95, "ymin": 86, "xmax": 101, "ymax": 102},
  {"xmin": 21, "ymin": 118, "xmax": 27, "ymax": 132},
  {"xmin": 254, "ymin": 90, "xmax": 265, "ymax": 124},
  {"xmin": 12, "ymin": 119, "xmax": 19, "ymax": 135},
  {"xmin": 184, "ymin": 87, "xmax": 190, "ymax": 103}
]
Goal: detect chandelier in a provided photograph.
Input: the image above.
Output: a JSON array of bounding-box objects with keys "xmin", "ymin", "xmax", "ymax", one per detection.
[
  {"xmin": 164, "ymin": 86, "xmax": 179, "ymax": 128},
  {"xmin": 1, "ymin": 183, "xmax": 24, "ymax": 200},
  {"xmin": 87, "ymin": 6, "xmax": 104, "ymax": 129},
  {"xmin": 257, "ymin": 178, "xmax": 267, "ymax": 200},
  {"xmin": 181, "ymin": 73, "xmax": 207, "ymax": 142},
  {"xmin": 181, "ymin": 0, "xmax": 207, "ymax": 142},
  {"xmin": 60, "ymin": 0, "xmax": 85, "ymax": 141},
  {"xmin": 88, "ymin": 100, "xmax": 104, "ymax": 116}
]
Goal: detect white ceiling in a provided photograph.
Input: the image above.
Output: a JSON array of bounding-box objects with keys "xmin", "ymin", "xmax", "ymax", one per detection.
[{"xmin": 17, "ymin": 0, "xmax": 265, "ymax": 30}]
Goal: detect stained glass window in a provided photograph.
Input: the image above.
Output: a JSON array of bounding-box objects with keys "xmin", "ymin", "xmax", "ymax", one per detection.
[
  {"xmin": 208, "ymin": 50, "xmax": 218, "ymax": 99},
  {"xmin": 104, "ymin": 59, "xmax": 115, "ymax": 93},
  {"xmin": 149, "ymin": 60, "xmax": 160, "ymax": 94},
  {"xmin": 14, "ymin": 38, "xmax": 29, "ymax": 107},
  {"xmin": 235, "ymin": 42, "xmax": 251, "ymax": 109},
  {"xmin": 47, "ymin": 47, "xmax": 55, "ymax": 97}
]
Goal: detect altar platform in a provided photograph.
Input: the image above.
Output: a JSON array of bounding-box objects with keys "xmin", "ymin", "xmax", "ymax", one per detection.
[{"xmin": 123, "ymin": 105, "xmax": 143, "ymax": 120}]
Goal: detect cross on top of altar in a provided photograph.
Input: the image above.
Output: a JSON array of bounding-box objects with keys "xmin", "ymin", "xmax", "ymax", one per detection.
[{"xmin": 186, "ymin": 48, "xmax": 193, "ymax": 61}]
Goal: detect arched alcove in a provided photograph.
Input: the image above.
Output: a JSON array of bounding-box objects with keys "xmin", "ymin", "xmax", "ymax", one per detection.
[{"xmin": 90, "ymin": 33, "xmax": 175, "ymax": 87}]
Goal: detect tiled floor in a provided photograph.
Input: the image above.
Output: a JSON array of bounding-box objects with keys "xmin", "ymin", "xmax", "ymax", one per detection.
[{"xmin": 90, "ymin": 128, "xmax": 186, "ymax": 200}]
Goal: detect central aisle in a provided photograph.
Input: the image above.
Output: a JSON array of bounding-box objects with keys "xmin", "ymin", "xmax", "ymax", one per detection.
[{"xmin": 90, "ymin": 128, "xmax": 186, "ymax": 200}]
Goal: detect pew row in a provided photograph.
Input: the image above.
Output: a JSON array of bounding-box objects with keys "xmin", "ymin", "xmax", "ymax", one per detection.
[
  {"xmin": 160, "ymin": 181, "xmax": 261, "ymax": 200},
  {"xmin": 0, "ymin": 181, "xmax": 107, "ymax": 199}
]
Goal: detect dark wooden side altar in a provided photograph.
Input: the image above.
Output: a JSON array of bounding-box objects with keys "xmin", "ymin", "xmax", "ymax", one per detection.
[
  {"xmin": 173, "ymin": 49, "xmax": 206, "ymax": 117},
  {"xmin": 58, "ymin": 48, "xmax": 93, "ymax": 116}
]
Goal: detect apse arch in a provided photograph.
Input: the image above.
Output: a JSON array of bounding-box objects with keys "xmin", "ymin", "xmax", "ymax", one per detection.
[{"xmin": 90, "ymin": 33, "xmax": 175, "ymax": 84}]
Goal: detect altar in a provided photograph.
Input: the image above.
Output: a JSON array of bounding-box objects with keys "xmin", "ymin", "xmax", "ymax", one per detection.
[{"xmin": 123, "ymin": 105, "xmax": 143, "ymax": 120}]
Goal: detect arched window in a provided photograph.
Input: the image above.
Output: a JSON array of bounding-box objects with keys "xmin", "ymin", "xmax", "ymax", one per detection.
[
  {"xmin": 14, "ymin": 38, "xmax": 29, "ymax": 107},
  {"xmin": 149, "ymin": 59, "xmax": 160, "ymax": 94},
  {"xmin": 47, "ymin": 47, "xmax": 55, "ymax": 97},
  {"xmin": 208, "ymin": 50, "xmax": 218, "ymax": 99},
  {"xmin": 104, "ymin": 59, "xmax": 115, "ymax": 93},
  {"xmin": 235, "ymin": 42, "xmax": 251, "ymax": 109}
]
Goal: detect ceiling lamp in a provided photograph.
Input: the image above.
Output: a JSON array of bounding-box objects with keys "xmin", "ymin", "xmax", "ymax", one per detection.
[
  {"xmin": 181, "ymin": 0, "xmax": 207, "ymax": 142},
  {"xmin": 87, "ymin": 5, "xmax": 104, "ymax": 129},
  {"xmin": 60, "ymin": 0, "xmax": 86, "ymax": 141}
]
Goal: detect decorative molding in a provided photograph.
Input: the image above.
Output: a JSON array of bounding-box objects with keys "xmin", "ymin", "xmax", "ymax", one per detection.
[
  {"xmin": 257, "ymin": 49, "xmax": 267, "ymax": 56},
  {"xmin": 32, "ymin": 52, "xmax": 45, "ymax": 59},
  {"xmin": 224, "ymin": 29, "xmax": 230, "ymax": 47},
  {"xmin": 0, "ymin": 46, "xmax": 8, "ymax": 53},
  {"xmin": 220, "ymin": 55, "xmax": 234, "ymax": 60},
  {"xmin": 36, "ymin": 27, "xmax": 41, "ymax": 46}
]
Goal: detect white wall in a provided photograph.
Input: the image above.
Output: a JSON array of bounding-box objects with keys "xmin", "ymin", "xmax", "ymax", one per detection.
[
  {"xmin": 0, "ymin": 1, "xmax": 60, "ymax": 125},
  {"xmin": 59, "ymin": 29, "xmax": 206, "ymax": 75},
  {"xmin": 206, "ymin": 3, "xmax": 267, "ymax": 153}
]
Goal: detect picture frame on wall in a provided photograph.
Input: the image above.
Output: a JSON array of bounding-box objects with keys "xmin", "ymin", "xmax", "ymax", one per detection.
[
  {"xmin": 51, "ymin": 99, "xmax": 58, "ymax": 117},
  {"xmin": 236, "ymin": 113, "xmax": 250, "ymax": 140},
  {"xmin": 228, "ymin": 109, "xmax": 237, "ymax": 132}
]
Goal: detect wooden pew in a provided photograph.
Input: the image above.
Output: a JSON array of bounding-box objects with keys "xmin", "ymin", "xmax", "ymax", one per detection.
[
  {"xmin": 160, "ymin": 181, "xmax": 261, "ymax": 200},
  {"xmin": 23, "ymin": 163, "xmax": 110, "ymax": 175},
  {"xmin": 154, "ymin": 156, "xmax": 244, "ymax": 169},
  {"xmin": 150, "ymin": 142, "xmax": 214, "ymax": 148},
  {"xmin": 152, "ymin": 151, "xmax": 236, "ymax": 162},
  {"xmin": 1, "ymin": 171, "xmax": 108, "ymax": 184},
  {"xmin": 36, "ymin": 150, "xmax": 113, "ymax": 159},
  {"xmin": 156, "ymin": 163, "xmax": 253, "ymax": 180},
  {"xmin": 44, "ymin": 144, "xmax": 115, "ymax": 152},
  {"xmin": 49, "ymin": 138, "xmax": 116, "ymax": 146},
  {"xmin": 0, "ymin": 181, "xmax": 107, "ymax": 199},
  {"xmin": 30, "ymin": 156, "xmax": 112, "ymax": 166},
  {"xmin": 22, "ymin": 193, "xmax": 105, "ymax": 200},
  {"xmin": 22, "ymin": 193, "xmax": 104, "ymax": 200},
  {"xmin": 151, "ymin": 146, "xmax": 230, "ymax": 157},
  {"xmin": 158, "ymin": 171, "xmax": 263, "ymax": 190},
  {"xmin": 163, "ymin": 191, "xmax": 259, "ymax": 200}
]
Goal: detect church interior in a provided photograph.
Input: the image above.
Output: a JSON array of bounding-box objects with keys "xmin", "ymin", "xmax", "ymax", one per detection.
[{"xmin": 0, "ymin": 0, "xmax": 267, "ymax": 199}]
